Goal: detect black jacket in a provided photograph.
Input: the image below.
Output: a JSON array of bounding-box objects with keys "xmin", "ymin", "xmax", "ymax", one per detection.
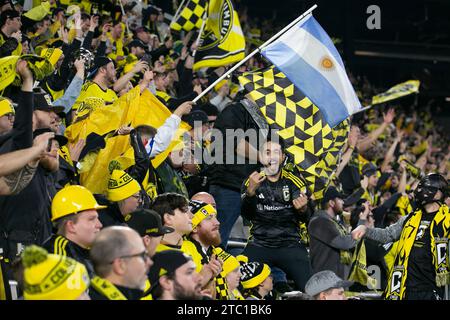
[
  {"xmin": 42, "ymin": 234, "xmax": 95, "ymax": 278},
  {"xmin": 0, "ymin": 91, "xmax": 33, "ymax": 153},
  {"xmin": 308, "ymin": 211, "xmax": 357, "ymax": 279},
  {"xmin": 207, "ymin": 101, "xmax": 261, "ymax": 191},
  {"xmin": 0, "ymin": 166, "xmax": 57, "ymax": 259},
  {"xmin": 241, "ymin": 168, "xmax": 311, "ymax": 248},
  {"xmin": 96, "ymin": 198, "xmax": 127, "ymax": 228}
]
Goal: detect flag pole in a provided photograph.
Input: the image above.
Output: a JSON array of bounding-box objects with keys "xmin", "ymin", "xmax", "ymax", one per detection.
[
  {"xmin": 192, "ymin": 12, "xmax": 207, "ymax": 58},
  {"xmin": 192, "ymin": 4, "xmax": 318, "ymax": 103},
  {"xmin": 118, "ymin": 0, "xmax": 130, "ymax": 35},
  {"xmin": 354, "ymin": 105, "xmax": 372, "ymax": 114},
  {"xmin": 171, "ymin": 0, "xmax": 187, "ymax": 25}
]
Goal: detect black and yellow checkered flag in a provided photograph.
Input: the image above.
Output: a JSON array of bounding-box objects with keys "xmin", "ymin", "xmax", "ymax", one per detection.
[
  {"xmin": 239, "ymin": 67, "xmax": 349, "ymax": 199},
  {"xmin": 170, "ymin": 0, "xmax": 207, "ymax": 32},
  {"xmin": 215, "ymin": 274, "xmax": 230, "ymax": 300}
]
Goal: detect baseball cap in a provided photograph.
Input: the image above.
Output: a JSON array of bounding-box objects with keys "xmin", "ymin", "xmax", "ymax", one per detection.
[
  {"xmin": 33, "ymin": 128, "xmax": 68, "ymax": 147},
  {"xmin": 135, "ymin": 26, "xmax": 150, "ymax": 34},
  {"xmin": 128, "ymin": 39, "xmax": 146, "ymax": 50},
  {"xmin": 148, "ymin": 250, "xmax": 193, "ymax": 292},
  {"xmin": 126, "ymin": 209, "xmax": 174, "ymax": 237},
  {"xmin": 362, "ymin": 163, "xmax": 378, "ymax": 177},
  {"xmin": 343, "ymin": 188, "xmax": 365, "ymax": 207},
  {"xmin": 33, "ymin": 92, "xmax": 65, "ymax": 114},
  {"xmin": 322, "ymin": 186, "xmax": 344, "ymax": 204},
  {"xmin": 183, "ymin": 110, "xmax": 208, "ymax": 128},
  {"xmin": 87, "ymin": 56, "xmax": 113, "ymax": 78},
  {"xmin": 304, "ymin": 270, "xmax": 353, "ymax": 297}
]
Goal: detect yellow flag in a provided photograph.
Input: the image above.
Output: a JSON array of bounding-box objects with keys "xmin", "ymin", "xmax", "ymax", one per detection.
[
  {"xmin": 134, "ymin": 90, "xmax": 191, "ymax": 168},
  {"xmin": 23, "ymin": 1, "xmax": 51, "ymax": 21},
  {"xmin": 78, "ymin": 88, "xmax": 190, "ymax": 194},
  {"xmin": 79, "ymin": 87, "xmax": 141, "ymax": 194},
  {"xmin": 348, "ymin": 240, "xmax": 378, "ymax": 289},
  {"xmin": 193, "ymin": 0, "xmax": 245, "ymax": 71},
  {"xmin": 170, "ymin": 0, "xmax": 207, "ymax": 32},
  {"xmin": 371, "ymin": 80, "xmax": 420, "ymax": 105},
  {"xmin": 0, "ymin": 56, "xmax": 20, "ymax": 91}
]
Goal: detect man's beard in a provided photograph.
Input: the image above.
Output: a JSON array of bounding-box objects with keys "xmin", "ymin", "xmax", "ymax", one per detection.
[
  {"xmin": 263, "ymin": 160, "xmax": 282, "ymax": 177},
  {"xmin": 199, "ymin": 229, "xmax": 221, "ymax": 247},
  {"xmin": 173, "ymin": 279, "xmax": 202, "ymax": 300}
]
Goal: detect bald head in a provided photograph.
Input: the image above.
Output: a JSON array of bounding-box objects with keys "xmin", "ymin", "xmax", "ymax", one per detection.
[
  {"xmin": 90, "ymin": 226, "xmax": 143, "ymax": 277},
  {"xmin": 191, "ymin": 192, "xmax": 216, "ymax": 208}
]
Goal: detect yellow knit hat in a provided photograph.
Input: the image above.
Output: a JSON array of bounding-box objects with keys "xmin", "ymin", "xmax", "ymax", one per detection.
[
  {"xmin": 107, "ymin": 170, "xmax": 141, "ymax": 202},
  {"xmin": 213, "ymin": 247, "xmax": 240, "ymax": 277},
  {"xmin": 22, "ymin": 245, "xmax": 89, "ymax": 300},
  {"xmin": 214, "ymin": 79, "xmax": 228, "ymax": 92},
  {"xmin": 189, "ymin": 200, "xmax": 217, "ymax": 229},
  {"xmin": 0, "ymin": 98, "xmax": 14, "ymax": 117},
  {"xmin": 240, "ymin": 262, "xmax": 271, "ymax": 289}
]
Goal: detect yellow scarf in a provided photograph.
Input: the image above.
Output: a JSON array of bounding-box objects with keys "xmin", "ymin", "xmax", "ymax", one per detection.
[
  {"xmin": 330, "ymin": 218, "xmax": 352, "ymax": 265},
  {"xmin": 90, "ymin": 276, "xmax": 127, "ymax": 300},
  {"xmin": 384, "ymin": 205, "xmax": 450, "ymax": 300}
]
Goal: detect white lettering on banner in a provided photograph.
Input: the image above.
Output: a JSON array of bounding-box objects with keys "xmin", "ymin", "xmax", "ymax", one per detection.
[
  {"xmin": 437, "ymin": 243, "xmax": 447, "ymax": 265},
  {"xmin": 391, "ymin": 270, "xmax": 403, "ymax": 293}
]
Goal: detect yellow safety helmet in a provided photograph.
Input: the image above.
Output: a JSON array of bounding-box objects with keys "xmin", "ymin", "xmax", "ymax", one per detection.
[{"xmin": 51, "ymin": 185, "xmax": 107, "ymax": 221}]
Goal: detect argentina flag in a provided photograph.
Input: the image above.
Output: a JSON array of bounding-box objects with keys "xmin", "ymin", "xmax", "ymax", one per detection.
[{"xmin": 261, "ymin": 15, "xmax": 361, "ymax": 127}]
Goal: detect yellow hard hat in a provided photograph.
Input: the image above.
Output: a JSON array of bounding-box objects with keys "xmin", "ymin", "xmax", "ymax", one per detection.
[{"xmin": 51, "ymin": 185, "xmax": 107, "ymax": 221}]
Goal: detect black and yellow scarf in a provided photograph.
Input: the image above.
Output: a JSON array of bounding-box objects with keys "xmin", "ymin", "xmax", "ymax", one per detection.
[
  {"xmin": 330, "ymin": 218, "xmax": 352, "ymax": 265},
  {"xmin": 91, "ymin": 276, "xmax": 127, "ymax": 300},
  {"xmin": 385, "ymin": 205, "xmax": 450, "ymax": 300}
]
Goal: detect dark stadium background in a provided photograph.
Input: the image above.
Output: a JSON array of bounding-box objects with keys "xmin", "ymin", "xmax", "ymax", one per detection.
[{"xmin": 236, "ymin": 0, "xmax": 450, "ymax": 129}]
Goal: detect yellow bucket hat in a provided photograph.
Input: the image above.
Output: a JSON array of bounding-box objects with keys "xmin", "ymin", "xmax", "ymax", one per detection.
[
  {"xmin": 22, "ymin": 245, "xmax": 89, "ymax": 300},
  {"xmin": 189, "ymin": 200, "xmax": 217, "ymax": 229},
  {"xmin": 107, "ymin": 170, "xmax": 141, "ymax": 202},
  {"xmin": 0, "ymin": 98, "xmax": 14, "ymax": 117}
]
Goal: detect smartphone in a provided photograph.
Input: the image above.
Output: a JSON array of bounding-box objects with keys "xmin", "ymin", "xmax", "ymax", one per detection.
[{"xmin": 47, "ymin": 139, "xmax": 52, "ymax": 152}]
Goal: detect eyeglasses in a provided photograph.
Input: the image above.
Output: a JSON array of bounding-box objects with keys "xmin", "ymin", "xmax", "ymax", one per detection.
[
  {"xmin": 4, "ymin": 113, "xmax": 14, "ymax": 120},
  {"xmin": 131, "ymin": 194, "xmax": 142, "ymax": 202},
  {"xmin": 111, "ymin": 250, "xmax": 150, "ymax": 264}
]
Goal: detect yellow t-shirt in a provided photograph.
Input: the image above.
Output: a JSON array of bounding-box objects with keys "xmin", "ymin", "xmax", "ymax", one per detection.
[{"xmin": 73, "ymin": 81, "xmax": 118, "ymax": 110}]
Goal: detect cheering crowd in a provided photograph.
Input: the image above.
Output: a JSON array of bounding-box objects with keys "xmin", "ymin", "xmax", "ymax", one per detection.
[{"xmin": 0, "ymin": 0, "xmax": 449, "ymax": 301}]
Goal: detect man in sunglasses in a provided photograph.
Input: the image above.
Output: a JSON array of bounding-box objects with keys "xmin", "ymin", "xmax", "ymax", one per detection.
[{"xmin": 89, "ymin": 226, "xmax": 153, "ymax": 300}]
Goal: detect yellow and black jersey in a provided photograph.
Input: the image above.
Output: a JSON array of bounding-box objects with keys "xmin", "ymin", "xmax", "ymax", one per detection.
[
  {"xmin": 155, "ymin": 242, "xmax": 182, "ymax": 253},
  {"xmin": 42, "ymin": 234, "xmax": 95, "ymax": 277},
  {"xmin": 74, "ymin": 81, "xmax": 118, "ymax": 110},
  {"xmin": 241, "ymin": 168, "xmax": 311, "ymax": 248},
  {"xmin": 182, "ymin": 238, "xmax": 231, "ymax": 300}
]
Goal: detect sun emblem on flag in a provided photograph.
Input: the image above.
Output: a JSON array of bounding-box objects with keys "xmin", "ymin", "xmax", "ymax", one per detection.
[{"xmin": 320, "ymin": 56, "xmax": 335, "ymax": 71}]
